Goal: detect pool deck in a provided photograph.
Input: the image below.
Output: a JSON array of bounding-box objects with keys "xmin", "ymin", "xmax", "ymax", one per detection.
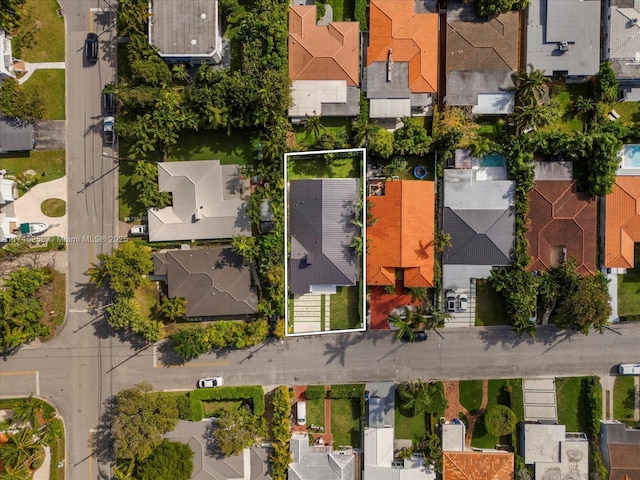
[{"xmin": 619, "ymin": 145, "xmax": 640, "ymax": 175}]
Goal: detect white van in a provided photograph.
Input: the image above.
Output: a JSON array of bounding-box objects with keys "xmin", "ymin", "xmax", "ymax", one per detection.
[
  {"xmin": 618, "ymin": 364, "xmax": 640, "ymax": 375},
  {"xmin": 297, "ymin": 401, "xmax": 307, "ymax": 426}
]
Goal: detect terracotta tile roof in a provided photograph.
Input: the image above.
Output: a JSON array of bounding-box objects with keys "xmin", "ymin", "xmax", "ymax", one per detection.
[
  {"xmin": 367, "ymin": 0, "xmax": 439, "ymax": 93},
  {"xmin": 609, "ymin": 444, "xmax": 640, "ymax": 480},
  {"xmin": 366, "ymin": 180, "xmax": 434, "ymax": 287},
  {"xmin": 526, "ymin": 180, "xmax": 597, "ymax": 276},
  {"xmin": 447, "ymin": 13, "xmax": 520, "ymax": 73},
  {"xmin": 606, "ymin": 176, "xmax": 640, "ymax": 268},
  {"xmin": 288, "ymin": 6, "xmax": 360, "ymax": 86},
  {"xmin": 443, "ymin": 451, "xmax": 514, "ymax": 480}
]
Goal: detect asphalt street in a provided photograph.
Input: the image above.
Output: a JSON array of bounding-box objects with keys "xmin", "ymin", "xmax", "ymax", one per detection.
[{"xmin": 2, "ymin": 3, "xmax": 640, "ymax": 480}]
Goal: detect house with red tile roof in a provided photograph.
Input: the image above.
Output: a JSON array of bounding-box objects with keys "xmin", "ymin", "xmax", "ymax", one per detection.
[
  {"xmin": 605, "ymin": 176, "xmax": 640, "ymax": 268},
  {"xmin": 526, "ymin": 166, "xmax": 597, "ymax": 276},
  {"xmin": 288, "ymin": 5, "xmax": 360, "ymax": 119},
  {"xmin": 366, "ymin": 0, "xmax": 438, "ymax": 118},
  {"xmin": 367, "ymin": 180, "xmax": 435, "ymax": 288},
  {"xmin": 442, "ymin": 451, "xmax": 514, "ymax": 480}
]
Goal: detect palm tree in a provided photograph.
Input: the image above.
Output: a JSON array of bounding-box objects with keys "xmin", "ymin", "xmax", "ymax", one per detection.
[
  {"xmin": 511, "ymin": 64, "xmax": 548, "ymax": 106},
  {"xmin": 303, "ymin": 114, "xmax": 325, "ymax": 141},
  {"xmin": 398, "ymin": 381, "xmax": 441, "ymax": 415},
  {"xmin": 512, "ymin": 104, "xmax": 558, "ymax": 133},
  {"xmin": 389, "ymin": 313, "xmax": 416, "ymax": 342},
  {"xmin": 12, "ymin": 395, "xmax": 46, "ymax": 427},
  {"xmin": 0, "ymin": 428, "xmax": 41, "ymax": 471},
  {"xmin": 0, "ymin": 464, "xmax": 31, "ymax": 480},
  {"xmin": 433, "ymin": 230, "xmax": 452, "ymax": 253},
  {"xmin": 352, "ymin": 119, "xmax": 378, "ymax": 147},
  {"xmin": 408, "ymin": 288, "xmax": 429, "ymax": 304},
  {"xmin": 171, "ymin": 64, "xmax": 189, "ymax": 82},
  {"xmin": 467, "ymin": 136, "xmax": 492, "ymax": 159}
]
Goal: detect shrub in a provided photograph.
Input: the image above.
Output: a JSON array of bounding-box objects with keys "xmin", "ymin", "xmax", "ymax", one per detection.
[
  {"xmin": 583, "ymin": 376, "xmax": 602, "ymax": 441},
  {"xmin": 355, "ymin": 0, "xmax": 367, "ymax": 30},
  {"xmin": 483, "ymin": 405, "xmax": 517, "ymax": 437},
  {"xmin": 176, "ymin": 395, "xmax": 192, "ymax": 420},
  {"xmin": 329, "ymin": 384, "xmax": 365, "ymax": 399},
  {"xmin": 272, "ymin": 386, "xmax": 292, "ymax": 443},
  {"xmin": 304, "ymin": 385, "xmax": 327, "ymax": 400}
]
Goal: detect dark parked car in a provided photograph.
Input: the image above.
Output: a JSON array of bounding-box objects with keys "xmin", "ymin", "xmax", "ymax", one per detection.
[
  {"xmin": 84, "ymin": 33, "xmax": 98, "ymax": 63},
  {"xmin": 103, "ymin": 116, "xmax": 114, "ymax": 145},
  {"xmin": 401, "ymin": 330, "xmax": 428, "ymax": 342},
  {"xmin": 102, "ymin": 85, "xmax": 115, "ymax": 114}
]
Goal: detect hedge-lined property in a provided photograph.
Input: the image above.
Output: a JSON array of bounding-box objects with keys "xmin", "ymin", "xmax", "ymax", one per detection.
[
  {"xmin": 189, "ymin": 386, "xmax": 265, "ymax": 421},
  {"xmin": 269, "ymin": 386, "xmax": 293, "ymax": 480}
]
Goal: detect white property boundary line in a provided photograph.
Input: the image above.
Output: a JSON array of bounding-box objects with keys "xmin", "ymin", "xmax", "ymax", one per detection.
[{"xmin": 283, "ymin": 148, "xmax": 367, "ymax": 337}]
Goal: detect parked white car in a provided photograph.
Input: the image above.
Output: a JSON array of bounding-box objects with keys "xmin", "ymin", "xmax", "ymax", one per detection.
[
  {"xmin": 129, "ymin": 225, "xmax": 147, "ymax": 236},
  {"xmin": 197, "ymin": 376, "xmax": 224, "ymax": 388},
  {"xmin": 459, "ymin": 294, "xmax": 468, "ymax": 312}
]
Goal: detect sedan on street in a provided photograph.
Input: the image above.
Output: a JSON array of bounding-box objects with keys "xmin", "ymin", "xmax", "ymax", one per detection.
[{"xmin": 197, "ymin": 376, "xmax": 224, "ymax": 388}]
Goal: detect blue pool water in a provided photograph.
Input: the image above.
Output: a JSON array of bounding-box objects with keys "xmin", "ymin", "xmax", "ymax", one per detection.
[
  {"xmin": 623, "ymin": 145, "xmax": 640, "ymax": 168},
  {"xmin": 480, "ymin": 153, "xmax": 506, "ymax": 167}
]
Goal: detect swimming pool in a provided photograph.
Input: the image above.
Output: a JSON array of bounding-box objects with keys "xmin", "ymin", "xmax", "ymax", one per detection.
[
  {"xmin": 623, "ymin": 145, "xmax": 640, "ymax": 168},
  {"xmin": 480, "ymin": 153, "xmax": 506, "ymax": 167}
]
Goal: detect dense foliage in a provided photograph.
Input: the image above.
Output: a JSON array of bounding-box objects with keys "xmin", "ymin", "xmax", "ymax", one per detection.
[
  {"xmin": 0, "ymin": 267, "xmax": 53, "ymax": 351},
  {"xmin": 474, "ymin": 0, "xmax": 529, "ymax": 17},
  {"xmin": 304, "ymin": 385, "xmax": 327, "ymax": 400},
  {"xmin": 112, "ymin": 382, "xmax": 179, "ymax": 461},
  {"xmin": 136, "ymin": 440, "xmax": 194, "ymax": 480},
  {"xmin": 398, "ymin": 381, "xmax": 448, "ymax": 416},
  {"xmin": 0, "ymin": 0, "xmax": 25, "ymax": 32},
  {"xmin": 596, "ymin": 62, "xmax": 619, "ymax": 104},
  {"xmin": 88, "ymin": 241, "xmax": 152, "ymax": 297},
  {"xmin": 269, "ymin": 386, "xmax": 293, "ymax": 479},
  {"xmin": 0, "ymin": 77, "xmax": 45, "ymax": 123},
  {"xmin": 212, "ymin": 405, "xmax": 266, "ymax": 456},
  {"xmin": 483, "ymin": 405, "xmax": 517, "ymax": 436}
]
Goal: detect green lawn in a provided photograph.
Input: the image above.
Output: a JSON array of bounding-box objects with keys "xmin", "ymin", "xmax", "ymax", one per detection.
[
  {"xmin": 202, "ymin": 400, "xmax": 244, "ymax": 417},
  {"xmin": 475, "ymin": 279, "xmax": 508, "ymax": 326},
  {"xmin": 470, "ymin": 379, "xmax": 521, "ymax": 449},
  {"xmin": 307, "ymin": 397, "xmax": 325, "ymax": 428},
  {"xmin": 169, "ymin": 129, "xmax": 255, "ymax": 164},
  {"xmin": 38, "ymin": 270, "xmax": 66, "ymax": 342},
  {"xmin": 12, "ymin": 0, "xmax": 65, "ymax": 62},
  {"xmin": 329, "ymin": 286, "xmax": 362, "ymax": 330},
  {"xmin": 118, "ymin": 165, "xmax": 144, "ymax": 220},
  {"xmin": 293, "ymin": 117, "xmax": 351, "ymax": 147},
  {"xmin": 135, "ymin": 283, "xmax": 160, "ymax": 322},
  {"xmin": 543, "ymin": 84, "xmax": 589, "ymax": 134},
  {"xmin": 40, "ymin": 198, "xmax": 66, "ymax": 217},
  {"xmin": 613, "ymin": 376, "xmax": 637, "ymax": 426},
  {"xmin": 611, "ymin": 101, "xmax": 640, "ymax": 123},
  {"xmin": 287, "ymin": 155, "xmax": 360, "ymax": 180},
  {"xmin": 617, "ymin": 245, "xmax": 640, "ymax": 321},
  {"xmin": 459, "ymin": 380, "xmax": 483, "ymax": 414},
  {"xmin": 556, "ymin": 377, "xmax": 584, "ymax": 432},
  {"xmin": 331, "ymin": 398, "xmax": 361, "ymax": 448},
  {"xmin": 0, "ymin": 150, "xmax": 65, "ymax": 183},
  {"xmin": 394, "ymin": 411, "xmax": 426, "ymax": 440},
  {"xmin": 22, "ymin": 70, "xmax": 66, "ymax": 120}
]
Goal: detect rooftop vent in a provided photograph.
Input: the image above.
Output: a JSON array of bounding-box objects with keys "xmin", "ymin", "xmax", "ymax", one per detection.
[
  {"xmin": 632, "ymin": 17, "xmax": 639, "ymax": 25},
  {"xmin": 191, "ymin": 39, "xmax": 197, "ymax": 46},
  {"xmin": 558, "ymin": 42, "xmax": 569, "ymax": 52},
  {"xmin": 201, "ymin": 13, "xmax": 207, "ymax": 19}
]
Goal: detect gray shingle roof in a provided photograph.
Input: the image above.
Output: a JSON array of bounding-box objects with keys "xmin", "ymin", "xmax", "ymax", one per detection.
[
  {"xmin": 442, "ymin": 207, "xmax": 514, "ymax": 265},
  {"xmin": 0, "ymin": 117, "xmax": 33, "ymax": 152},
  {"xmin": 527, "ymin": 0, "xmax": 600, "ymax": 76},
  {"xmin": 148, "ymin": 160, "xmax": 250, "ymax": 242},
  {"xmin": 153, "ymin": 247, "xmax": 257, "ymax": 318},
  {"xmin": 289, "ymin": 179, "xmax": 359, "ymax": 295},
  {"xmin": 149, "ymin": 0, "xmax": 222, "ymax": 60},
  {"xmin": 288, "ymin": 435, "xmax": 355, "ymax": 480},
  {"xmin": 445, "ymin": 70, "xmax": 514, "ymax": 107}
]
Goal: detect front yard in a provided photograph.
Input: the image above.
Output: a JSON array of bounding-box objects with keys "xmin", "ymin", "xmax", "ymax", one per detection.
[
  {"xmin": 331, "ymin": 397, "xmax": 362, "ymax": 448},
  {"xmin": 474, "ymin": 279, "xmax": 508, "ymax": 326},
  {"xmin": 12, "ymin": 0, "xmax": 65, "ymax": 62},
  {"xmin": 0, "ymin": 150, "xmax": 66, "ymax": 184},
  {"xmin": 556, "ymin": 377, "xmax": 585, "ymax": 432},
  {"xmin": 613, "ymin": 376, "xmax": 639, "ymax": 428},
  {"xmin": 394, "ymin": 397, "xmax": 427, "ymax": 441},
  {"xmin": 618, "ymin": 247, "xmax": 640, "ymax": 321},
  {"xmin": 470, "ymin": 379, "xmax": 523, "ymax": 449},
  {"xmin": 22, "ymin": 69, "xmax": 66, "ymax": 120},
  {"xmin": 329, "ymin": 286, "xmax": 362, "ymax": 330}
]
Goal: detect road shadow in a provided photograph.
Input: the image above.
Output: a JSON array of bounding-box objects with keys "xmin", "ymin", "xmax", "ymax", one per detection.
[
  {"xmin": 323, "ymin": 331, "xmax": 383, "ymax": 367},
  {"xmin": 477, "ymin": 324, "xmax": 577, "ymax": 350},
  {"xmin": 157, "ymin": 338, "xmax": 187, "ymax": 367},
  {"xmin": 92, "ymin": 396, "xmax": 116, "ymax": 465}
]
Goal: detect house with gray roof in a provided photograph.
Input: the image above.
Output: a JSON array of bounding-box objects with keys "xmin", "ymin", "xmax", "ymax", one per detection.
[
  {"xmin": 0, "ymin": 117, "xmax": 33, "ymax": 153},
  {"xmin": 153, "ymin": 247, "xmax": 257, "ymax": 319},
  {"xmin": 527, "ymin": 0, "xmax": 600, "ymax": 78},
  {"xmin": 148, "ymin": 0, "xmax": 223, "ymax": 65},
  {"xmin": 445, "ymin": 0, "xmax": 519, "ymax": 114},
  {"xmin": 288, "ymin": 179, "xmax": 358, "ymax": 295},
  {"xmin": 600, "ymin": 421, "xmax": 640, "ymax": 477},
  {"xmin": 289, "ymin": 433, "xmax": 355, "ymax": 480},
  {"xmin": 442, "ymin": 169, "xmax": 515, "ymax": 289},
  {"xmin": 604, "ymin": 0, "xmax": 640, "ymax": 98},
  {"xmin": 148, "ymin": 160, "xmax": 250, "ymax": 242}
]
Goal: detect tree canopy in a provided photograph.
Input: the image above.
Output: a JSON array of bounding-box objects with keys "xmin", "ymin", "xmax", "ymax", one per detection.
[
  {"xmin": 212, "ymin": 405, "xmax": 266, "ymax": 457},
  {"xmin": 397, "ymin": 381, "xmax": 448, "ymax": 416},
  {"xmin": 136, "ymin": 440, "xmax": 194, "ymax": 480},
  {"xmin": 88, "ymin": 241, "xmax": 152, "ymax": 298},
  {"xmin": 483, "ymin": 405, "xmax": 517, "ymax": 437},
  {"xmin": 112, "ymin": 382, "xmax": 179, "ymax": 461}
]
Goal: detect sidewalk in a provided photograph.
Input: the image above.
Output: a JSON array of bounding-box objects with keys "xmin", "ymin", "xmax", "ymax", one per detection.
[{"xmin": 16, "ymin": 61, "xmax": 65, "ymax": 85}]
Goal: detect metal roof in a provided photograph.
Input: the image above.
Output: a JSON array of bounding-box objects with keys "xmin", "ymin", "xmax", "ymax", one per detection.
[
  {"xmin": 148, "ymin": 160, "xmax": 251, "ymax": 242},
  {"xmin": 446, "ymin": 70, "xmax": 514, "ymax": 108},
  {"xmin": 149, "ymin": 0, "xmax": 222, "ymax": 60},
  {"xmin": 153, "ymin": 247, "xmax": 257, "ymax": 318},
  {"xmin": 0, "ymin": 117, "xmax": 33, "ymax": 152},
  {"xmin": 288, "ymin": 179, "xmax": 359, "ymax": 294},
  {"xmin": 369, "ymin": 99, "xmax": 411, "ymax": 118}
]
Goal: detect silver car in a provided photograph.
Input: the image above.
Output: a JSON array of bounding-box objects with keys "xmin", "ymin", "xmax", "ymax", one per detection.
[{"xmin": 197, "ymin": 376, "xmax": 224, "ymax": 388}]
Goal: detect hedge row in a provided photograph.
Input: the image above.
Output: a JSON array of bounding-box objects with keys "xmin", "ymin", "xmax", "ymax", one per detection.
[
  {"xmin": 583, "ymin": 376, "xmax": 602, "ymax": 441},
  {"xmin": 304, "ymin": 385, "xmax": 326, "ymax": 400},
  {"xmin": 189, "ymin": 386, "xmax": 265, "ymax": 421},
  {"xmin": 270, "ymin": 386, "xmax": 293, "ymax": 480},
  {"xmin": 355, "ymin": 0, "xmax": 367, "ymax": 31},
  {"xmin": 329, "ymin": 384, "xmax": 365, "ymax": 399}
]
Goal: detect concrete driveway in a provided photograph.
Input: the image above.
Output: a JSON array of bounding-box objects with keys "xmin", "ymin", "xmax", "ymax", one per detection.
[
  {"xmin": 34, "ymin": 121, "xmax": 67, "ymax": 151},
  {"xmin": 4, "ymin": 177, "xmax": 68, "ymax": 238}
]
